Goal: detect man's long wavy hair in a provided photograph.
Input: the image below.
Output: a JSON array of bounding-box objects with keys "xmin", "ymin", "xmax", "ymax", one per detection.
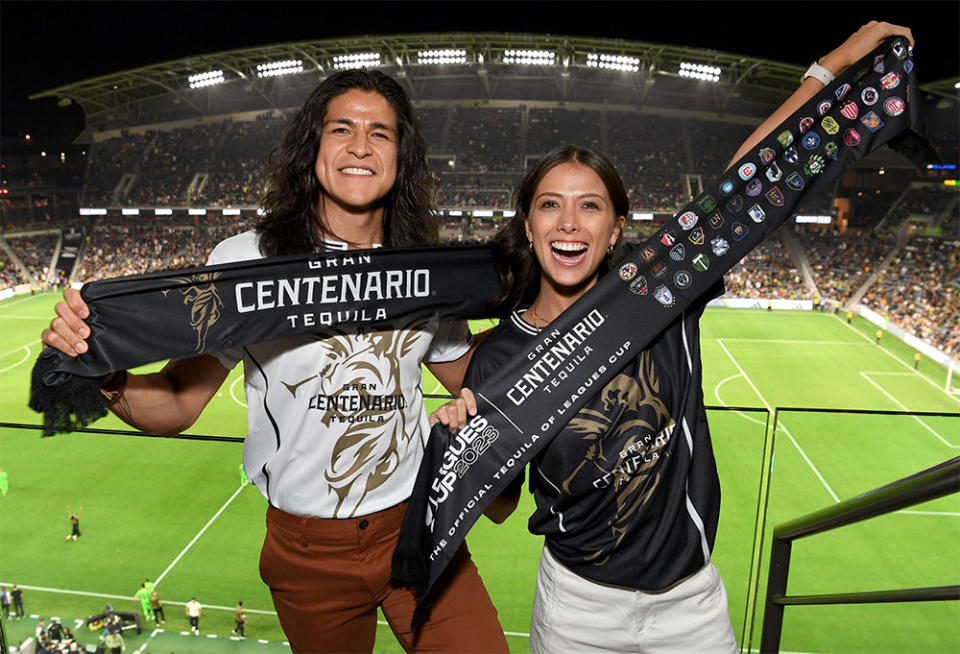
[
  {"xmin": 493, "ymin": 144, "xmax": 629, "ymax": 311},
  {"xmin": 257, "ymin": 69, "xmax": 437, "ymax": 256}
]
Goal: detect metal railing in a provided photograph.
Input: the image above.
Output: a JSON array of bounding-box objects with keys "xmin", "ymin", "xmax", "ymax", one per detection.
[{"xmin": 759, "ymin": 456, "xmax": 960, "ymax": 653}]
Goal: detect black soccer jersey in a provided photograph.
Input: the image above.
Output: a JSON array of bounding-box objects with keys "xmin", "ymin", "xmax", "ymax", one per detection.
[{"xmin": 465, "ymin": 280, "xmax": 725, "ymax": 591}]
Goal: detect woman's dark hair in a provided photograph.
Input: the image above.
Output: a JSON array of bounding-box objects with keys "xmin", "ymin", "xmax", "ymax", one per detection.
[
  {"xmin": 493, "ymin": 144, "xmax": 629, "ymax": 311},
  {"xmin": 257, "ymin": 69, "xmax": 437, "ymax": 256}
]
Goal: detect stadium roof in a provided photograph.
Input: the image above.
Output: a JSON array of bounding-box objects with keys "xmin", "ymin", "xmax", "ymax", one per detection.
[
  {"xmin": 28, "ymin": 33, "xmax": 822, "ymax": 132},
  {"xmin": 31, "ymin": 32, "xmax": 960, "ymax": 137}
]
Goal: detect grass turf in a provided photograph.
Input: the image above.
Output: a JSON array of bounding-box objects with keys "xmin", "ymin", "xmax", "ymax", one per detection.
[{"xmin": 1, "ymin": 292, "xmax": 957, "ymax": 653}]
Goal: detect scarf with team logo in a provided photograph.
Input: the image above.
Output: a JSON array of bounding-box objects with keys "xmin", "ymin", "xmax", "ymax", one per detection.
[
  {"xmin": 392, "ymin": 37, "xmax": 936, "ymax": 625},
  {"xmin": 30, "ymin": 245, "xmax": 504, "ymax": 436}
]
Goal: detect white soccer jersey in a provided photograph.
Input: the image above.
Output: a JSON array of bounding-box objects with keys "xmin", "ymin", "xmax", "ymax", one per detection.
[{"xmin": 207, "ymin": 231, "xmax": 472, "ymax": 518}]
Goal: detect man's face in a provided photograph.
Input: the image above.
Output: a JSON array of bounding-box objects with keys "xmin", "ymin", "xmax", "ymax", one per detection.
[{"xmin": 314, "ymin": 89, "xmax": 399, "ymax": 214}]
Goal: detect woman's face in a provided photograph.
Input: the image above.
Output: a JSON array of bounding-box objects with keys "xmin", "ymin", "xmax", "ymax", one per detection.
[{"xmin": 525, "ymin": 161, "xmax": 625, "ymax": 297}]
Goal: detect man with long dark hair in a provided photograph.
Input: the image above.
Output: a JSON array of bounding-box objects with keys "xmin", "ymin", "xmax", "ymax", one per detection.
[{"xmin": 42, "ymin": 69, "xmax": 508, "ymax": 653}]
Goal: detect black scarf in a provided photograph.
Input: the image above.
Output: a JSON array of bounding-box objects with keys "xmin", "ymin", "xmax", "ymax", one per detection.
[
  {"xmin": 30, "ymin": 245, "xmax": 503, "ymax": 435},
  {"xmin": 391, "ymin": 38, "xmax": 936, "ymax": 625}
]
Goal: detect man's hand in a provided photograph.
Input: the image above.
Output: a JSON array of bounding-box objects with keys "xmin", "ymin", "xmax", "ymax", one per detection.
[{"xmin": 42, "ymin": 287, "xmax": 91, "ymax": 356}]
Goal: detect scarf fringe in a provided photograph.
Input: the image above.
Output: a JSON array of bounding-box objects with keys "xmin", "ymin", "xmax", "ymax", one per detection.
[
  {"xmin": 391, "ymin": 538, "xmax": 432, "ymax": 630},
  {"xmin": 29, "ymin": 348, "xmax": 109, "ymax": 436}
]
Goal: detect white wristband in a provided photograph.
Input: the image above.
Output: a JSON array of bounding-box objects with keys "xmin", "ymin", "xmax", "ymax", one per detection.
[{"xmin": 801, "ymin": 61, "xmax": 836, "ymax": 86}]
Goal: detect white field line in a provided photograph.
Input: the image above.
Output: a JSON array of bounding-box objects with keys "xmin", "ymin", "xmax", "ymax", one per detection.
[
  {"xmin": 1, "ymin": 339, "xmax": 40, "ymax": 360},
  {"xmin": 714, "ymin": 342, "xmax": 958, "ymax": 516},
  {"xmin": 229, "ymin": 374, "xmax": 247, "ymax": 408},
  {"xmin": 0, "ymin": 580, "xmax": 534, "ymax": 637},
  {"xmin": 714, "ymin": 373, "xmax": 769, "ymax": 432},
  {"xmin": 859, "ymin": 372, "xmax": 959, "ymax": 449},
  {"xmin": 154, "ymin": 484, "xmax": 247, "ymax": 585},
  {"xmin": 0, "ymin": 345, "xmax": 32, "ymax": 374},
  {"xmin": 833, "ymin": 313, "xmax": 957, "ymax": 402},
  {"xmin": 0, "ymin": 293, "xmax": 57, "ymax": 310},
  {"xmin": 718, "ymin": 338, "xmax": 869, "ymax": 346},
  {"xmin": 717, "ymin": 338, "xmax": 840, "ymax": 503},
  {"xmin": 714, "ymin": 373, "xmax": 744, "ymax": 407}
]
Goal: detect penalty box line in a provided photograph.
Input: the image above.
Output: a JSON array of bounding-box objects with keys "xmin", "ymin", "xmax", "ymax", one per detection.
[
  {"xmin": 859, "ymin": 372, "xmax": 960, "ymax": 449},
  {"xmin": 833, "ymin": 313, "xmax": 957, "ymax": 402},
  {"xmin": 716, "ymin": 338, "xmax": 840, "ymax": 503}
]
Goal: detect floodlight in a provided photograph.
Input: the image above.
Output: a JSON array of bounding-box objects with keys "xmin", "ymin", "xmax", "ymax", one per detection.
[
  {"xmin": 332, "ymin": 52, "xmax": 381, "ymax": 69},
  {"xmin": 678, "ymin": 62, "xmax": 721, "ymax": 82},
  {"xmin": 503, "ymin": 50, "xmax": 556, "ymax": 66},
  {"xmin": 189, "ymin": 70, "xmax": 225, "ymax": 89},
  {"xmin": 417, "ymin": 49, "xmax": 467, "ymax": 65},
  {"xmin": 587, "ymin": 53, "xmax": 640, "ymax": 73},
  {"xmin": 256, "ymin": 59, "xmax": 304, "ymax": 78},
  {"xmin": 795, "ymin": 215, "xmax": 831, "ymax": 224}
]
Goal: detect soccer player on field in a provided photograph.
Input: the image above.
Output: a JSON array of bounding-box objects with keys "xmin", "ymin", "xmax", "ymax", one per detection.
[{"xmin": 65, "ymin": 504, "xmax": 83, "ymax": 541}]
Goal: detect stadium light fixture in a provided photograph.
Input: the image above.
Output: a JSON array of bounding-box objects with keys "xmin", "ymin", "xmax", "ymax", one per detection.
[
  {"xmin": 332, "ymin": 52, "xmax": 381, "ymax": 69},
  {"xmin": 417, "ymin": 49, "xmax": 467, "ymax": 65},
  {"xmin": 256, "ymin": 59, "xmax": 303, "ymax": 78},
  {"xmin": 795, "ymin": 215, "xmax": 831, "ymax": 224},
  {"xmin": 678, "ymin": 62, "xmax": 721, "ymax": 82},
  {"xmin": 503, "ymin": 49, "xmax": 556, "ymax": 66},
  {"xmin": 154, "ymin": 208, "xmax": 173, "ymax": 216},
  {"xmin": 189, "ymin": 70, "xmax": 225, "ymax": 89},
  {"xmin": 587, "ymin": 54, "xmax": 640, "ymax": 73}
]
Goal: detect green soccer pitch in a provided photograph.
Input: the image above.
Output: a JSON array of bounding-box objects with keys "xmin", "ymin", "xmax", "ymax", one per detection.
[{"xmin": 1, "ymin": 292, "xmax": 957, "ymax": 653}]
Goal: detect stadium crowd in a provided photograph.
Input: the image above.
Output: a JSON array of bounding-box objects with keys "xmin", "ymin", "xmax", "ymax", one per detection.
[
  {"xmin": 862, "ymin": 234, "xmax": 960, "ymax": 355},
  {"xmin": 723, "ymin": 230, "xmax": 808, "ymax": 300},
  {"xmin": 796, "ymin": 228, "xmax": 897, "ymax": 305},
  {"xmin": 2, "ymin": 105, "xmax": 956, "ymax": 358}
]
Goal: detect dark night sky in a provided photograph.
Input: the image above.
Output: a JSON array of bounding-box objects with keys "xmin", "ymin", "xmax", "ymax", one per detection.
[{"xmin": 2, "ymin": 0, "xmax": 958, "ymax": 148}]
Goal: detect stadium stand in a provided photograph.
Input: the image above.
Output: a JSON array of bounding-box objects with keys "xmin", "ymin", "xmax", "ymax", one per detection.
[
  {"xmin": 723, "ymin": 226, "xmax": 808, "ymax": 300},
  {"xmin": 861, "ymin": 234, "xmax": 960, "ymax": 356}
]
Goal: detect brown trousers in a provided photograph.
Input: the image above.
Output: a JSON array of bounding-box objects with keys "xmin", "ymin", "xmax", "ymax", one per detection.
[{"xmin": 260, "ymin": 502, "xmax": 510, "ymax": 654}]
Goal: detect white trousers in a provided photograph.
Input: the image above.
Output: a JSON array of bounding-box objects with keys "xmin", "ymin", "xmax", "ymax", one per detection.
[{"xmin": 530, "ymin": 546, "xmax": 739, "ymax": 654}]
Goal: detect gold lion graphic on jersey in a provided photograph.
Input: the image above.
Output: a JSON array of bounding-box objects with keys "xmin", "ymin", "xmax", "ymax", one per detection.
[
  {"xmin": 162, "ymin": 272, "xmax": 223, "ymax": 352},
  {"xmin": 561, "ymin": 351, "xmax": 673, "ymax": 566},
  {"xmin": 280, "ymin": 320, "xmax": 429, "ymax": 517}
]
